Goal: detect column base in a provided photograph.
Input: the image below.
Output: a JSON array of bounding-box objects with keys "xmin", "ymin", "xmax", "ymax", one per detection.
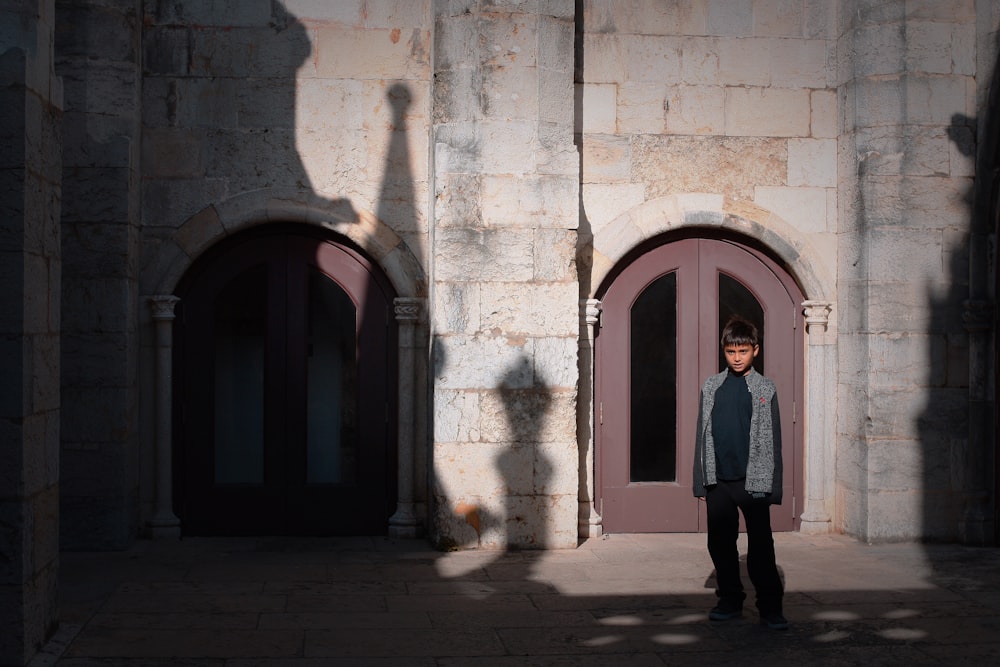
[
  {"xmin": 578, "ymin": 502, "xmax": 603, "ymax": 538},
  {"xmin": 388, "ymin": 507, "xmax": 423, "ymax": 539},
  {"xmin": 798, "ymin": 519, "xmax": 832, "ymax": 535},
  {"xmin": 146, "ymin": 515, "xmax": 181, "ymax": 539}
]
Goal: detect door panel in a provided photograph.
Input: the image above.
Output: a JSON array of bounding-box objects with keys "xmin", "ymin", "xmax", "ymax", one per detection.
[
  {"xmin": 596, "ymin": 238, "xmax": 803, "ymax": 533},
  {"xmin": 174, "ymin": 230, "xmax": 396, "ymax": 536}
]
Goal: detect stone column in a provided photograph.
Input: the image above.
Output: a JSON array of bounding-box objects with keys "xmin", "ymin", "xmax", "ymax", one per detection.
[
  {"xmin": 147, "ymin": 296, "xmax": 181, "ymax": 538},
  {"xmin": 799, "ymin": 300, "xmax": 833, "ymax": 534},
  {"xmin": 389, "ymin": 297, "xmax": 423, "ymax": 537},
  {"xmin": 578, "ymin": 299, "xmax": 603, "ymax": 537},
  {"xmin": 961, "ymin": 299, "xmax": 994, "ymax": 544}
]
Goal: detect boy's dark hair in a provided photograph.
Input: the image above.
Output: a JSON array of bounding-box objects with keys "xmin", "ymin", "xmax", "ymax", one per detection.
[{"xmin": 721, "ymin": 315, "xmax": 759, "ymax": 348}]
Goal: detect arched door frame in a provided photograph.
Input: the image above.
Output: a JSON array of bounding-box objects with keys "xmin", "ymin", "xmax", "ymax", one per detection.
[
  {"xmin": 578, "ymin": 196, "xmax": 835, "ymax": 538},
  {"xmin": 142, "ymin": 196, "xmax": 428, "ymax": 539}
]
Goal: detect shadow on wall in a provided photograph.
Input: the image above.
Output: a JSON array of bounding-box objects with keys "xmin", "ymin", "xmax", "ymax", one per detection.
[
  {"xmin": 495, "ymin": 354, "xmax": 554, "ymax": 550},
  {"xmin": 922, "ymin": 105, "xmax": 991, "ymax": 549},
  {"xmin": 143, "ymin": 0, "xmax": 358, "ymax": 224}
]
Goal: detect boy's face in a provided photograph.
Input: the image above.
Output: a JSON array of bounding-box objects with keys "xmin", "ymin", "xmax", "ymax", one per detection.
[{"xmin": 723, "ymin": 343, "xmax": 758, "ymax": 376}]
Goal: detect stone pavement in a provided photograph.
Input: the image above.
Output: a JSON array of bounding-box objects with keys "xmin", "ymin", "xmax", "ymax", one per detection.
[{"xmin": 32, "ymin": 532, "xmax": 1000, "ymax": 666}]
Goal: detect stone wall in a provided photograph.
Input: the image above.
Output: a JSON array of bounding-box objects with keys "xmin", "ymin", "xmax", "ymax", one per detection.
[
  {"xmin": 837, "ymin": 0, "xmax": 977, "ymax": 541},
  {"xmin": 55, "ymin": 0, "xmax": 143, "ymax": 550},
  {"xmin": 429, "ymin": 0, "xmax": 580, "ymax": 549},
  {"xmin": 0, "ymin": 1, "xmax": 62, "ymax": 663}
]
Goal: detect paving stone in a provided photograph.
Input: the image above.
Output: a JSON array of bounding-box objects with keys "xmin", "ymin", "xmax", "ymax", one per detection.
[{"xmin": 44, "ymin": 533, "xmax": 1000, "ymax": 664}]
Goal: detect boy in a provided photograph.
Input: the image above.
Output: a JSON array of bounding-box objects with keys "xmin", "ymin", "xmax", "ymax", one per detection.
[{"xmin": 693, "ymin": 315, "xmax": 787, "ymax": 630}]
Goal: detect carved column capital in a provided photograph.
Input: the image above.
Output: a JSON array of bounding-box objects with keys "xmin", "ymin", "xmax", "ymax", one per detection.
[
  {"xmin": 802, "ymin": 300, "xmax": 831, "ymax": 334},
  {"xmin": 580, "ymin": 298, "xmax": 602, "ymax": 327},
  {"xmin": 149, "ymin": 295, "xmax": 181, "ymax": 321},
  {"xmin": 394, "ymin": 297, "xmax": 423, "ymax": 323}
]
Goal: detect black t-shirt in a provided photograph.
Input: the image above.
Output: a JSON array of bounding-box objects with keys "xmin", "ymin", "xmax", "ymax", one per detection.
[{"xmin": 711, "ymin": 371, "xmax": 752, "ymax": 480}]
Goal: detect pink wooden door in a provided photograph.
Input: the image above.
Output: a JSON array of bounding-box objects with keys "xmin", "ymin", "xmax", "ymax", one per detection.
[{"xmin": 595, "ymin": 238, "xmax": 803, "ymax": 532}]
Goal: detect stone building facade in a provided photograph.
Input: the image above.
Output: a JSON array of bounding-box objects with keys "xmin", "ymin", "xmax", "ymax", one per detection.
[{"xmin": 3, "ymin": 0, "xmax": 999, "ymax": 664}]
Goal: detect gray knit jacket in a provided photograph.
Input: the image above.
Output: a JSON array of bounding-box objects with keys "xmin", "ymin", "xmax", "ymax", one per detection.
[{"xmin": 693, "ymin": 368, "xmax": 783, "ymax": 504}]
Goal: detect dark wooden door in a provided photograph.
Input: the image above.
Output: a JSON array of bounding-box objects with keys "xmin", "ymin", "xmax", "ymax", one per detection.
[
  {"xmin": 596, "ymin": 238, "xmax": 803, "ymax": 532},
  {"xmin": 174, "ymin": 229, "xmax": 396, "ymax": 535}
]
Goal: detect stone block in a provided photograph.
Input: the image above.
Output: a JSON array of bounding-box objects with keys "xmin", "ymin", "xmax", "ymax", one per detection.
[
  {"xmin": 634, "ymin": 135, "xmax": 786, "ymax": 201},
  {"xmin": 203, "ymin": 128, "xmax": 301, "ymax": 190},
  {"xmin": 755, "ymin": 186, "xmax": 829, "ymax": 234},
  {"xmin": 531, "ymin": 336, "xmax": 579, "ymax": 389},
  {"xmin": 863, "ymin": 489, "xmax": 924, "ymax": 541},
  {"xmin": 434, "ymin": 228, "xmax": 534, "ymax": 282},
  {"xmin": 480, "ymin": 64, "xmax": 540, "ymax": 121},
  {"xmin": 580, "ymin": 84, "xmax": 616, "ymax": 134},
  {"xmin": 433, "ymin": 334, "xmax": 534, "ymax": 390},
  {"xmin": 906, "ymin": 74, "xmax": 972, "ymax": 124},
  {"xmin": 283, "ymin": 0, "xmax": 365, "ymax": 24},
  {"xmin": 434, "ymin": 390, "xmax": 482, "ymax": 442},
  {"xmin": 189, "ymin": 23, "xmax": 313, "ymax": 79},
  {"xmin": 580, "ymin": 34, "xmax": 626, "ymax": 84},
  {"xmin": 906, "ymin": 0, "xmax": 975, "ymax": 21},
  {"xmin": 717, "ymin": 37, "xmax": 770, "ymax": 86},
  {"xmin": 141, "ymin": 179, "xmax": 229, "ymax": 230},
  {"xmin": 581, "ymin": 134, "xmax": 630, "ymax": 184},
  {"xmin": 904, "ymin": 21, "xmax": 958, "ymax": 75},
  {"xmin": 480, "ymin": 389, "xmax": 576, "ymax": 444},
  {"xmin": 168, "ymin": 0, "xmax": 274, "ymax": 27},
  {"xmin": 680, "ymin": 37, "xmax": 719, "ymax": 85},
  {"xmin": 811, "ymin": 89, "xmax": 837, "ymax": 139},
  {"xmin": 143, "ymin": 26, "xmax": 190, "ymax": 76},
  {"xmin": 581, "ymin": 183, "xmax": 645, "ymax": 230},
  {"xmin": 434, "ymin": 282, "xmax": 481, "ymax": 335},
  {"xmin": 706, "ymin": 0, "xmax": 753, "ymax": 37},
  {"xmin": 769, "ymin": 38, "xmax": 832, "ymax": 88},
  {"xmin": 725, "ymin": 87, "xmax": 811, "ymax": 137},
  {"xmin": 482, "ymin": 175, "xmax": 577, "ymax": 229},
  {"xmin": 621, "ymin": 35, "xmax": 682, "ymax": 84},
  {"xmin": 532, "ymin": 229, "xmax": 577, "ymax": 282},
  {"xmin": 362, "ymin": 0, "xmax": 432, "ymax": 29},
  {"xmin": 853, "ymin": 23, "xmax": 905, "ymax": 78},
  {"xmin": 617, "ymin": 82, "xmax": 665, "ymax": 135},
  {"xmin": 753, "ymin": 0, "xmax": 803, "ymax": 37},
  {"xmin": 57, "ymin": 59, "xmax": 138, "ymax": 119},
  {"xmin": 863, "ymin": 229, "xmax": 942, "ymax": 284},
  {"xmin": 664, "ymin": 84, "xmax": 725, "ymax": 135},
  {"xmin": 61, "ymin": 167, "xmax": 131, "ymax": 224},
  {"xmin": 313, "ymin": 25, "xmax": 430, "ymax": 80},
  {"xmin": 433, "ymin": 173, "xmax": 483, "ymax": 228},
  {"xmin": 479, "ymin": 282, "xmax": 577, "ymax": 337},
  {"xmin": 142, "ymin": 128, "xmax": 205, "ymax": 179},
  {"xmin": 788, "ymin": 138, "xmax": 837, "ymax": 187}
]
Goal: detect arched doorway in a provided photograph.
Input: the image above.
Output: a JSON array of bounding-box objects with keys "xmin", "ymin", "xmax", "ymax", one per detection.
[
  {"xmin": 173, "ymin": 225, "xmax": 397, "ymax": 535},
  {"xmin": 595, "ymin": 236, "xmax": 804, "ymax": 533}
]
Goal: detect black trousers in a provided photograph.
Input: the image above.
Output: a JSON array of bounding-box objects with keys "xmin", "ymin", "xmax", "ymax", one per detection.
[{"xmin": 705, "ymin": 478, "xmax": 783, "ymax": 613}]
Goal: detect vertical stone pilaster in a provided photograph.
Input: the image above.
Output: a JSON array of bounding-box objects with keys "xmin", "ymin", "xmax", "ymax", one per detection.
[
  {"xmin": 389, "ymin": 297, "xmax": 424, "ymax": 538},
  {"xmin": 146, "ymin": 296, "xmax": 180, "ymax": 538},
  {"xmin": 0, "ymin": 1, "xmax": 62, "ymax": 664},
  {"xmin": 430, "ymin": 1, "xmax": 580, "ymax": 549},
  {"xmin": 578, "ymin": 299, "xmax": 603, "ymax": 537},
  {"xmin": 962, "ymin": 299, "xmax": 994, "ymax": 544},
  {"xmin": 800, "ymin": 301, "xmax": 833, "ymax": 534}
]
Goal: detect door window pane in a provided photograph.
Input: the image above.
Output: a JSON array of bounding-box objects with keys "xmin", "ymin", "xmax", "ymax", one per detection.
[
  {"xmin": 630, "ymin": 272, "xmax": 677, "ymax": 482},
  {"xmin": 718, "ymin": 273, "xmax": 765, "ymax": 373},
  {"xmin": 305, "ymin": 268, "xmax": 358, "ymax": 484},
  {"xmin": 213, "ymin": 267, "xmax": 266, "ymax": 484}
]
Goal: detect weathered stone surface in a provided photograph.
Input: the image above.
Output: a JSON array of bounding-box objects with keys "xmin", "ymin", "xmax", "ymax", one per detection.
[{"xmin": 633, "ymin": 136, "xmax": 786, "ymax": 200}]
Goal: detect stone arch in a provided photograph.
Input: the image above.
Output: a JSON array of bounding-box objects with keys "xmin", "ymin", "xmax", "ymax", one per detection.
[
  {"xmin": 588, "ymin": 193, "xmax": 832, "ymax": 303},
  {"xmin": 146, "ymin": 189, "xmax": 426, "ymax": 300}
]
